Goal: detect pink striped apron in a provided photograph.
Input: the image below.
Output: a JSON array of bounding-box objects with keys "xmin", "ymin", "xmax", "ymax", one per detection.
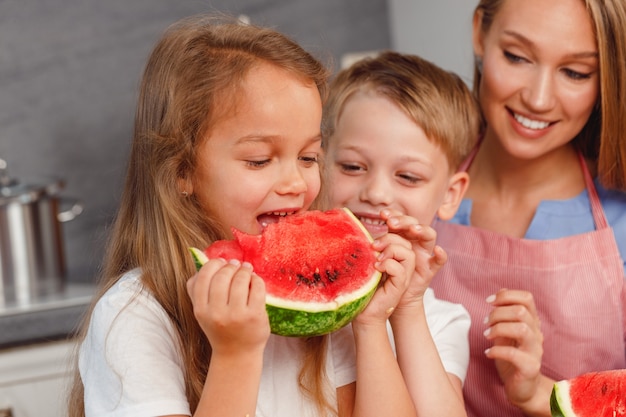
[{"xmin": 431, "ymin": 152, "xmax": 626, "ymax": 417}]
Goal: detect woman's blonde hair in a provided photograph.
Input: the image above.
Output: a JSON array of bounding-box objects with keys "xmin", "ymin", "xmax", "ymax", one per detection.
[
  {"xmin": 67, "ymin": 14, "xmax": 334, "ymax": 416},
  {"xmin": 322, "ymin": 50, "xmax": 482, "ymax": 171},
  {"xmin": 473, "ymin": 0, "xmax": 626, "ymax": 190}
]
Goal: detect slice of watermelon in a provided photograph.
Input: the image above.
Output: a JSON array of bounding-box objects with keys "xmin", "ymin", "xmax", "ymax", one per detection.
[
  {"xmin": 190, "ymin": 208, "xmax": 382, "ymax": 337},
  {"xmin": 550, "ymin": 369, "xmax": 626, "ymax": 417}
]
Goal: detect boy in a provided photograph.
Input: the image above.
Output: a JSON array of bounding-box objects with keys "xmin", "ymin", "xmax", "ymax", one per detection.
[{"xmin": 322, "ymin": 50, "xmax": 482, "ymax": 416}]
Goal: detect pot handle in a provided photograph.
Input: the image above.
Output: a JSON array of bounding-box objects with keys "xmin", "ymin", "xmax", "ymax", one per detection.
[{"xmin": 57, "ymin": 197, "xmax": 84, "ymax": 222}]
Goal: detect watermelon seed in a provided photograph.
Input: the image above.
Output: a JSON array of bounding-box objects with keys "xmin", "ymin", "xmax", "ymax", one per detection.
[{"xmin": 326, "ymin": 270, "xmax": 339, "ymax": 282}]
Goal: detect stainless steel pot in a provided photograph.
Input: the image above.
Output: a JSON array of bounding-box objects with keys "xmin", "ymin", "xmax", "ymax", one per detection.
[{"xmin": 0, "ymin": 159, "xmax": 83, "ymax": 304}]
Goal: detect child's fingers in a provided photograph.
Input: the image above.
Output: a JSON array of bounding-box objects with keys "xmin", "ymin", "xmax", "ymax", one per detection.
[
  {"xmin": 429, "ymin": 245, "xmax": 447, "ymax": 274},
  {"xmin": 377, "ymin": 259, "xmax": 408, "ymax": 290},
  {"xmin": 207, "ymin": 259, "xmax": 242, "ymax": 305},
  {"xmin": 228, "ymin": 262, "xmax": 255, "ymax": 307},
  {"xmin": 248, "ymin": 273, "xmax": 267, "ymax": 308},
  {"xmin": 187, "ymin": 258, "xmax": 227, "ymax": 304},
  {"xmin": 381, "ymin": 209, "xmax": 420, "ymax": 234},
  {"xmin": 380, "ymin": 210, "xmax": 438, "ymax": 254},
  {"xmin": 375, "ymin": 241, "xmax": 415, "ymax": 280},
  {"xmin": 372, "ymin": 232, "xmax": 412, "ymax": 253}
]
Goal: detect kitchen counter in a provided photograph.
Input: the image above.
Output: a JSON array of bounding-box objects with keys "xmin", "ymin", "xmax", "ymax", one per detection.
[{"xmin": 0, "ymin": 283, "xmax": 95, "ymax": 349}]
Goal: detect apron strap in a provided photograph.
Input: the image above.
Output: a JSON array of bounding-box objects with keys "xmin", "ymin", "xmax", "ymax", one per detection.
[
  {"xmin": 458, "ymin": 143, "xmax": 609, "ymax": 230},
  {"xmin": 577, "ymin": 151, "xmax": 608, "ymax": 230}
]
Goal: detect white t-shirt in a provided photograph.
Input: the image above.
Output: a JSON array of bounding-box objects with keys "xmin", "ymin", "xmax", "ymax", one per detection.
[
  {"xmin": 79, "ymin": 270, "xmax": 470, "ymax": 416},
  {"xmin": 79, "ymin": 269, "xmax": 357, "ymax": 417}
]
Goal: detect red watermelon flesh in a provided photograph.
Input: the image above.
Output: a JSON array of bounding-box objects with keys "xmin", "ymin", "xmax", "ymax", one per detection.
[
  {"xmin": 551, "ymin": 369, "xmax": 626, "ymax": 417},
  {"xmin": 191, "ymin": 208, "xmax": 382, "ymax": 337}
]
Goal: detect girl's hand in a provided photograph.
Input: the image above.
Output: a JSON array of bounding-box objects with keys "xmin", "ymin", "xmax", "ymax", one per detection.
[
  {"xmin": 353, "ymin": 232, "xmax": 416, "ymax": 327},
  {"xmin": 484, "ymin": 289, "xmax": 551, "ymax": 411},
  {"xmin": 381, "ymin": 209, "xmax": 447, "ymax": 313},
  {"xmin": 187, "ymin": 258, "xmax": 270, "ymax": 356}
]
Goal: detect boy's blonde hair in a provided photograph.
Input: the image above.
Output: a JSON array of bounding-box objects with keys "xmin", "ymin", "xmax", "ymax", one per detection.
[{"xmin": 322, "ymin": 50, "xmax": 482, "ymax": 172}]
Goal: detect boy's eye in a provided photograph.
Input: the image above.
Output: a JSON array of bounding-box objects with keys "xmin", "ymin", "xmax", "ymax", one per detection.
[
  {"xmin": 397, "ymin": 172, "xmax": 421, "ymax": 185},
  {"xmin": 339, "ymin": 163, "xmax": 364, "ymax": 173}
]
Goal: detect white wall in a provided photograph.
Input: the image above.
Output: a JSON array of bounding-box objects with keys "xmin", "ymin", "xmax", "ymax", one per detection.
[{"xmin": 388, "ymin": 0, "xmax": 476, "ymax": 85}]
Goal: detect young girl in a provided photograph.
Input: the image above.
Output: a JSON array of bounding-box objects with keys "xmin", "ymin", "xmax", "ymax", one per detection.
[
  {"xmin": 66, "ymin": 14, "xmax": 421, "ymax": 417},
  {"xmin": 322, "ymin": 50, "xmax": 482, "ymax": 417}
]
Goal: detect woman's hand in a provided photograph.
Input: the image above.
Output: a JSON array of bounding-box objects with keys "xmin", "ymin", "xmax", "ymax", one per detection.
[
  {"xmin": 187, "ymin": 258, "xmax": 270, "ymax": 356},
  {"xmin": 484, "ymin": 289, "xmax": 553, "ymax": 415}
]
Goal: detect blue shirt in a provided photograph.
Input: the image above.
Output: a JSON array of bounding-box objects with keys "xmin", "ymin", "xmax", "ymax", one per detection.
[{"xmin": 449, "ymin": 179, "xmax": 626, "ymax": 275}]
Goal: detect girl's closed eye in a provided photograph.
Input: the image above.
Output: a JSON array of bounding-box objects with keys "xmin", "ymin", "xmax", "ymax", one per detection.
[
  {"xmin": 246, "ymin": 158, "xmax": 271, "ymax": 168},
  {"xmin": 299, "ymin": 154, "xmax": 319, "ymax": 167}
]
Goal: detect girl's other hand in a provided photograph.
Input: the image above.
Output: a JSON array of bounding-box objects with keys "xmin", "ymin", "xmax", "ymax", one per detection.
[{"xmin": 187, "ymin": 258, "xmax": 270, "ymax": 356}]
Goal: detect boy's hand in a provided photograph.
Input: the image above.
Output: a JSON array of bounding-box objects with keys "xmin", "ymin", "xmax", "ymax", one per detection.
[
  {"xmin": 353, "ymin": 232, "xmax": 415, "ymax": 327},
  {"xmin": 381, "ymin": 209, "xmax": 447, "ymax": 314},
  {"xmin": 187, "ymin": 258, "xmax": 270, "ymax": 356}
]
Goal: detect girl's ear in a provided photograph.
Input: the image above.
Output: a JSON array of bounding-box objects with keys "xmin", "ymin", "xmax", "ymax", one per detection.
[
  {"xmin": 437, "ymin": 172, "xmax": 469, "ymax": 221},
  {"xmin": 472, "ymin": 9, "xmax": 485, "ymax": 60},
  {"xmin": 178, "ymin": 176, "xmax": 193, "ymax": 197}
]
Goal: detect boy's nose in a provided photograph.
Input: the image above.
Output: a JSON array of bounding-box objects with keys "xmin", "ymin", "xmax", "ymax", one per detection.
[{"xmin": 359, "ymin": 175, "xmax": 393, "ymax": 206}]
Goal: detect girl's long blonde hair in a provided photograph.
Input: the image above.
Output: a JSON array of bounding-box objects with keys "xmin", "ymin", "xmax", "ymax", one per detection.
[
  {"xmin": 474, "ymin": 0, "xmax": 626, "ymax": 190},
  {"xmin": 67, "ymin": 14, "xmax": 334, "ymax": 416}
]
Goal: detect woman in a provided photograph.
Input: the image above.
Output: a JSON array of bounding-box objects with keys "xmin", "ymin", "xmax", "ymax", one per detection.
[{"xmin": 431, "ymin": 0, "xmax": 626, "ymax": 416}]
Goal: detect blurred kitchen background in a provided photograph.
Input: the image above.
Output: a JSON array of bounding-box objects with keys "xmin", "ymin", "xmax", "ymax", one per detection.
[
  {"xmin": 0, "ymin": 1, "xmax": 476, "ymax": 415},
  {"xmin": 0, "ymin": 0, "xmax": 473, "ymax": 287}
]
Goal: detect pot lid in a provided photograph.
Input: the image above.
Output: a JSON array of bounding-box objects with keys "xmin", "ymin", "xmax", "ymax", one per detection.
[{"xmin": 0, "ymin": 158, "xmax": 64, "ymax": 204}]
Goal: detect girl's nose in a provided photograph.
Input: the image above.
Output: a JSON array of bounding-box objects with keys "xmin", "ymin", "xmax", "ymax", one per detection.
[
  {"xmin": 521, "ymin": 68, "xmax": 557, "ymax": 112},
  {"xmin": 276, "ymin": 163, "xmax": 308, "ymax": 195}
]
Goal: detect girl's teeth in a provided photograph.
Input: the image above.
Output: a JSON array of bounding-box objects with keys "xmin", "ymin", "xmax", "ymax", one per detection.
[
  {"xmin": 514, "ymin": 113, "xmax": 550, "ymax": 130},
  {"xmin": 270, "ymin": 211, "xmax": 294, "ymax": 217}
]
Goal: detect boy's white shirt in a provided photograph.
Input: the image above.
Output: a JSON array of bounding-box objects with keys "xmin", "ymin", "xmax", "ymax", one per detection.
[{"xmin": 79, "ymin": 269, "xmax": 469, "ymax": 417}]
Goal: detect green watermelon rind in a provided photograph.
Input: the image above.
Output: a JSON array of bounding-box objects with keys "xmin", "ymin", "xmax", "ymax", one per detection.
[
  {"xmin": 550, "ymin": 380, "xmax": 576, "ymax": 417},
  {"xmin": 267, "ymin": 284, "xmax": 377, "ymax": 337},
  {"xmin": 188, "ymin": 208, "xmax": 382, "ymax": 337},
  {"xmin": 190, "ymin": 247, "xmax": 209, "ymax": 271}
]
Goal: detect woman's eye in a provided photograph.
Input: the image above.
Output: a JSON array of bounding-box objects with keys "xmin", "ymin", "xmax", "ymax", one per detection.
[
  {"xmin": 563, "ymin": 68, "xmax": 592, "ymax": 81},
  {"xmin": 246, "ymin": 159, "xmax": 270, "ymax": 168},
  {"xmin": 503, "ymin": 50, "xmax": 526, "ymax": 64}
]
